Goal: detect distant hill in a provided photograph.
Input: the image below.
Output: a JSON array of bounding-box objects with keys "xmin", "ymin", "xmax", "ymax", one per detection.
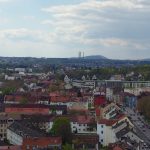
[
  {"xmin": 142, "ymin": 58, "xmax": 150, "ymax": 61},
  {"xmin": 84, "ymin": 55, "xmax": 108, "ymax": 60}
]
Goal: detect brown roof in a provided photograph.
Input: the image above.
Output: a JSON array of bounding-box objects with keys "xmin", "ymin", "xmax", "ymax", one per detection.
[
  {"xmin": 22, "ymin": 136, "xmax": 62, "ymax": 146},
  {"xmin": 50, "ymin": 96, "xmax": 69, "ymax": 103},
  {"xmin": 0, "ymin": 146, "xmax": 21, "ymax": 150},
  {"xmin": 71, "ymin": 115, "xmax": 95, "ymax": 124},
  {"xmin": 98, "ymin": 119, "xmax": 118, "ymax": 126},
  {"xmin": 72, "ymin": 134, "xmax": 99, "ymax": 144},
  {"xmin": 4, "ymin": 95, "xmax": 25, "ymax": 102}
]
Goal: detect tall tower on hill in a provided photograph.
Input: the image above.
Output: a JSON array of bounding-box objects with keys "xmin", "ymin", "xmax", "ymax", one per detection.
[{"xmin": 78, "ymin": 51, "xmax": 82, "ymax": 58}]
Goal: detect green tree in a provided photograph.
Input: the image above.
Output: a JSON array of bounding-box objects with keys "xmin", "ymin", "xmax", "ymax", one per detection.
[
  {"xmin": 20, "ymin": 98, "xmax": 28, "ymax": 105},
  {"xmin": 1, "ymin": 87, "xmax": 16, "ymax": 95},
  {"xmin": 137, "ymin": 96, "xmax": 150, "ymax": 120},
  {"xmin": 63, "ymin": 144, "xmax": 74, "ymax": 150},
  {"xmin": 51, "ymin": 117, "xmax": 72, "ymax": 144}
]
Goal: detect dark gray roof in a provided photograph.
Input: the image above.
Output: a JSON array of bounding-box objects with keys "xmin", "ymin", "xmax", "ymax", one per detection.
[
  {"xmin": 116, "ymin": 127, "xmax": 131, "ymax": 139},
  {"xmin": 8, "ymin": 121, "xmax": 44, "ymax": 138}
]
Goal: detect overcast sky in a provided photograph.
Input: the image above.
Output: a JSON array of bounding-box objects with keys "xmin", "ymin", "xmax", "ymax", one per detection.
[{"xmin": 0, "ymin": 0, "xmax": 150, "ymax": 59}]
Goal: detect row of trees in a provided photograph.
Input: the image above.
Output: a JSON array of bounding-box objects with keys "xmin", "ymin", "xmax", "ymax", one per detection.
[
  {"xmin": 64, "ymin": 65, "xmax": 150, "ymax": 80},
  {"xmin": 137, "ymin": 96, "xmax": 150, "ymax": 120}
]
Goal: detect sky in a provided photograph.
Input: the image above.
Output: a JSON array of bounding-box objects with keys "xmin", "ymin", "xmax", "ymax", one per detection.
[{"xmin": 0, "ymin": 0, "xmax": 150, "ymax": 59}]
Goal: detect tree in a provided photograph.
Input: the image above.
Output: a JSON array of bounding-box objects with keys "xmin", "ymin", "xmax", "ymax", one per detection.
[
  {"xmin": 20, "ymin": 98, "xmax": 28, "ymax": 105},
  {"xmin": 1, "ymin": 87, "xmax": 16, "ymax": 95},
  {"xmin": 62, "ymin": 144, "xmax": 74, "ymax": 150},
  {"xmin": 137, "ymin": 96, "xmax": 150, "ymax": 120},
  {"xmin": 51, "ymin": 117, "xmax": 72, "ymax": 144}
]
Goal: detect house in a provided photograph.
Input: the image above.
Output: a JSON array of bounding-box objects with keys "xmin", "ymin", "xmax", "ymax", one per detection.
[
  {"xmin": 72, "ymin": 133, "xmax": 99, "ymax": 150},
  {"xmin": 7, "ymin": 121, "xmax": 44, "ymax": 145},
  {"xmin": 92, "ymin": 75, "xmax": 97, "ymax": 80},
  {"xmin": 4, "ymin": 94, "xmax": 25, "ymax": 104},
  {"xmin": 106, "ymin": 87, "xmax": 123, "ymax": 103},
  {"xmin": 64, "ymin": 75, "xmax": 70, "ymax": 84},
  {"xmin": 4, "ymin": 75, "xmax": 15, "ymax": 81},
  {"xmin": 124, "ymin": 87, "xmax": 150, "ymax": 96},
  {"xmin": 72, "ymin": 80, "xmax": 95, "ymax": 89},
  {"xmin": 21, "ymin": 114, "xmax": 55, "ymax": 133},
  {"xmin": 97, "ymin": 115, "xmax": 134, "ymax": 146},
  {"xmin": 46, "ymin": 115, "xmax": 96, "ymax": 134},
  {"xmin": 22, "ymin": 137, "xmax": 62, "ymax": 150},
  {"xmin": 116, "ymin": 127, "xmax": 143, "ymax": 144},
  {"xmin": 106, "ymin": 88, "xmax": 114, "ymax": 101},
  {"xmin": 15, "ymin": 68, "xmax": 26, "ymax": 72},
  {"xmin": 109, "ymin": 138, "xmax": 141, "ymax": 150},
  {"xmin": 70, "ymin": 115, "xmax": 96, "ymax": 134},
  {"xmin": 110, "ymin": 75, "xmax": 124, "ymax": 81},
  {"xmin": 50, "ymin": 95, "xmax": 70, "ymax": 106},
  {"xmin": 96, "ymin": 102, "xmax": 121, "ymax": 120},
  {"xmin": 0, "ymin": 146, "xmax": 21, "ymax": 150},
  {"xmin": 0, "ymin": 113, "xmax": 21, "ymax": 140},
  {"xmin": 50, "ymin": 95, "xmax": 89, "ymax": 111},
  {"xmin": 68, "ymin": 97, "xmax": 89, "ymax": 112},
  {"xmin": 122, "ymin": 92, "xmax": 137, "ymax": 109},
  {"xmin": 94, "ymin": 95, "xmax": 106, "ymax": 107},
  {"xmin": 5, "ymin": 104, "xmax": 67, "ymax": 115}
]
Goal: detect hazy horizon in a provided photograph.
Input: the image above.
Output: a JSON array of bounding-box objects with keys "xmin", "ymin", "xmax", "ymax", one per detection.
[{"xmin": 0, "ymin": 0, "xmax": 150, "ymax": 59}]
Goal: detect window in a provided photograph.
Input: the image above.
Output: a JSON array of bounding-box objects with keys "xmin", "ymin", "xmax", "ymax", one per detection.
[
  {"xmin": 101, "ymin": 131, "xmax": 103, "ymax": 134},
  {"xmin": 101, "ymin": 125, "xmax": 103, "ymax": 128},
  {"xmin": 101, "ymin": 139, "xmax": 103, "ymax": 142}
]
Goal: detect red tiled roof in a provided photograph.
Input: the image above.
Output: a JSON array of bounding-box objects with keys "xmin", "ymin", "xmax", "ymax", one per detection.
[
  {"xmin": 0, "ymin": 146, "xmax": 21, "ymax": 150},
  {"xmin": 95, "ymin": 107, "xmax": 101, "ymax": 116},
  {"xmin": 4, "ymin": 95, "xmax": 25, "ymax": 102},
  {"xmin": 98, "ymin": 119, "xmax": 118, "ymax": 126},
  {"xmin": 94, "ymin": 96, "xmax": 106, "ymax": 106},
  {"xmin": 71, "ymin": 115, "xmax": 95, "ymax": 124},
  {"xmin": 50, "ymin": 96, "xmax": 70, "ymax": 103},
  {"xmin": 22, "ymin": 137, "xmax": 62, "ymax": 150}
]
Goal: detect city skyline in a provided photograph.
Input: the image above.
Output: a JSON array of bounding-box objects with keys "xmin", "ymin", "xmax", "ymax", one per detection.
[{"xmin": 0, "ymin": 0, "xmax": 150, "ymax": 59}]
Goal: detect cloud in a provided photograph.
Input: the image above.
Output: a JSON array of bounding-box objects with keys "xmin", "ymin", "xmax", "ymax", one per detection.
[
  {"xmin": 0, "ymin": 0, "xmax": 12, "ymax": 2},
  {"xmin": 0, "ymin": 17, "xmax": 9, "ymax": 24},
  {"xmin": 0, "ymin": 0, "xmax": 149, "ymax": 59},
  {"xmin": 0, "ymin": 28, "xmax": 57, "ymax": 43},
  {"xmin": 23, "ymin": 15, "xmax": 35, "ymax": 21},
  {"xmin": 41, "ymin": 0, "xmax": 150, "ymax": 46}
]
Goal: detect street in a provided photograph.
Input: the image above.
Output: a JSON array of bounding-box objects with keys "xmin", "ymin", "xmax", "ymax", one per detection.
[{"xmin": 125, "ymin": 107, "xmax": 150, "ymax": 150}]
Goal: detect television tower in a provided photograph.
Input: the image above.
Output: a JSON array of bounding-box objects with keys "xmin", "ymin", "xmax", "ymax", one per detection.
[{"xmin": 78, "ymin": 51, "xmax": 82, "ymax": 58}]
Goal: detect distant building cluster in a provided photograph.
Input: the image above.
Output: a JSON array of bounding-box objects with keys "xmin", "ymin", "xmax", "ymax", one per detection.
[{"xmin": 0, "ymin": 64, "xmax": 150, "ymax": 150}]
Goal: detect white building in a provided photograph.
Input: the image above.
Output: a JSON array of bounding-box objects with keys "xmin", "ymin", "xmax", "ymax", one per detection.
[
  {"xmin": 7, "ymin": 122, "xmax": 43, "ymax": 145},
  {"xmin": 71, "ymin": 116, "xmax": 96, "ymax": 134},
  {"xmin": 64, "ymin": 75, "xmax": 70, "ymax": 84},
  {"xmin": 15, "ymin": 68, "xmax": 25, "ymax": 72},
  {"xmin": 124, "ymin": 87, "xmax": 150, "ymax": 96},
  {"xmin": 5, "ymin": 75, "xmax": 15, "ymax": 81},
  {"xmin": 72, "ymin": 80, "xmax": 95, "ymax": 89},
  {"xmin": 97, "ymin": 116, "xmax": 134, "ymax": 146},
  {"xmin": 47, "ymin": 116, "xmax": 96, "ymax": 134}
]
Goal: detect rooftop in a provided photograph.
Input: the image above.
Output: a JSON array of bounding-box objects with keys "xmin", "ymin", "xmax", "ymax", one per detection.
[{"xmin": 8, "ymin": 121, "xmax": 45, "ymax": 138}]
